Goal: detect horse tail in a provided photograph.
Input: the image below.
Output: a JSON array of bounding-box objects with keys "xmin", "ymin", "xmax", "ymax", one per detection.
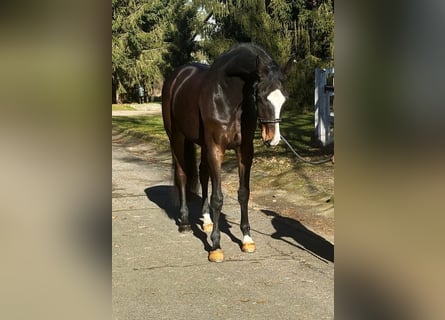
[{"xmin": 183, "ymin": 139, "xmax": 198, "ymax": 195}]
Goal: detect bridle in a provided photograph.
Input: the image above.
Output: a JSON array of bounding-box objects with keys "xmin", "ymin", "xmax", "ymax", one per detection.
[
  {"xmin": 252, "ymin": 82, "xmax": 282, "ymax": 125},
  {"xmin": 257, "ymin": 117, "xmax": 282, "ymax": 125}
]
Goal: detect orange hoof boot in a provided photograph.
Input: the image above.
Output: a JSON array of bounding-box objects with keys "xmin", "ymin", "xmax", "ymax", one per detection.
[
  {"xmin": 203, "ymin": 223, "xmax": 213, "ymax": 233},
  {"xmin": 208, "ymin": 249, "xmax": 224, "ymax": 262},
  {"xmin": 241, "ymin": 242, "xmax": 256, "ymax": 253}
]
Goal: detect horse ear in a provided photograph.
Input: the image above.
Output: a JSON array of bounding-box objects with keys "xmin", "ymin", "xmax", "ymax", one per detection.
[
  {"xmin": 281, "ymin": 55, "xmax": 295, "ymax": 78},
  {"xmin": 256, "ymin": 55, "xmax": 268, "ymax": 78}
]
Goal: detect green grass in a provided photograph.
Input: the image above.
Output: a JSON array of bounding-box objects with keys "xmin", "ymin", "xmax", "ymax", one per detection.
[
  {"xmin": 254, "ymin": 111, "xmax": 333, "ymax": 160},
  {"xmin": 112, "ymin": 115, "xmax": 169, "ymax": 151},
  {"xmin": 112, "ymin": 104, "xmax": 136, "ymax": 111},
  {"xmin": 112, "ymin": 110, "xmax": 332, "ymax": 166},
  {"xmin": 112, "ymin": 110, "xmax": 334, "ymax": 199}
]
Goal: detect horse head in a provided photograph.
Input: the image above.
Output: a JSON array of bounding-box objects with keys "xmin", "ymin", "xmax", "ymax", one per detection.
[{"xmin": 255, "ymin": 56, "xmax": 287, "ymax": 146}]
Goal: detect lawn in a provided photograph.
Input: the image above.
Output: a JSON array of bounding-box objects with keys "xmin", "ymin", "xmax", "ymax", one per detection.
[
  {"xmin": 112, "ymin": 104, "xmax": 136, "ymax": 111},
  {"xmin": 112, "ymin": 111, "xmax": 332, "ymax": 156},
  {"xmin": 112, "ymin": 110, "xmax": 333, "ymax": 197},
  {"xmin": 112, "ymin": 114, "xmax": 168, "ymax": 150}
]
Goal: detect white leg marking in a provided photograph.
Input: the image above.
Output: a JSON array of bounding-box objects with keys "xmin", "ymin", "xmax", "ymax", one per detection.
[
  {"xmin": 267, "ymin": 89, "xmax": 286, "ymax": 146},
  {"xmin": 243, "ymin": 235, "xmax": 254, "ymax": 244},
  {"xmin": 202, "ymin": 213, "xmax": 212, "ymax": 226}
]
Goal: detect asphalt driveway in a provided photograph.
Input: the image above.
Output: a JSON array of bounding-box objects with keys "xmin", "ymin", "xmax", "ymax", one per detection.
[{"xmin": 112, "ymin": 128, "xmax": 334, "ymax": 319}]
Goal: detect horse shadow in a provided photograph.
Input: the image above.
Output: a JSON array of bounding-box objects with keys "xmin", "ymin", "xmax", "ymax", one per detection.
[
  {"xmin": 144, "ymin": 185, "xmax": 242, "ymax": 253},
  {"xmin": 261, "ymin": 209, "xmax": 334, "ymax": 263}
]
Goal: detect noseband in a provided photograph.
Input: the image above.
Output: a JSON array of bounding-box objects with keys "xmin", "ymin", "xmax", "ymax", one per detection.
[
  {"xmin": 257, "ymin": 118, "xmax": 282, "ymax": 125},
  {"xmin": 252, "ymin": 81, "xmax": 281, "ymax": 125},
  {"xmin": 253, "ymin": 86, "xmax": 282, "ymax": 125}
]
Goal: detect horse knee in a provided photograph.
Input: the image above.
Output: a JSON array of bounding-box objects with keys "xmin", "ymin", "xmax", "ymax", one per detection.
[{"xmin": 210, "ymin": 192, "xmax": 223, "ymax": 212}]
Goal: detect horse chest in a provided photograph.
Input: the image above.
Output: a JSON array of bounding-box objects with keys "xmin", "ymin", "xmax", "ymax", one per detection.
[{"xmin": 220, "ymin": 118, "xmax": 242, "ymax": 148}]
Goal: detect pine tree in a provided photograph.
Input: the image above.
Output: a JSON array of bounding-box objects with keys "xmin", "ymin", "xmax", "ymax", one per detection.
[
  {"xmin": 112, "ymin": 0, "xmax": 199, "ymax": 103},
  {"xmin": 112, "ymin": 0, "xmax": 334, "ymax": 109}
]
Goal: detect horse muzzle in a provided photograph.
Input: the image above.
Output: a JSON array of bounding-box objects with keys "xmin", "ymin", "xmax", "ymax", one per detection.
[{"xmin": 259, "ymin": 119, "xmax": 281, "ymax": 146}]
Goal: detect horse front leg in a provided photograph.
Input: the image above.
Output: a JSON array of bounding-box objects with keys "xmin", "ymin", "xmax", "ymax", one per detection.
[
  {"xmin": 199, "ymin": 148, "xmax": 213, "ymax": 232},
  {"xmin": 236, "ymin": 143, "xmax": 256, "ymax": 253},
  {"xmin": 206, "ymin": 145, "xmax": 225, "ymax": 262}
]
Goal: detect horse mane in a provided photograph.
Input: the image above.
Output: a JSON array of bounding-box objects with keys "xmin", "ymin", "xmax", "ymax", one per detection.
[
  {"xmin": 230, "ymin": 43, "xmax": 275, "ymax": 65},
  {"xmin": 210, "ymin": 43, "xmax": 281, "ymax": 81}
]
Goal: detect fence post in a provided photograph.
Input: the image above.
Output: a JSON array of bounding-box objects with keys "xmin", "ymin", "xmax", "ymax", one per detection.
[{"xmin": 314, "ymin": 67, "xmax": 334, "ymax": 146}]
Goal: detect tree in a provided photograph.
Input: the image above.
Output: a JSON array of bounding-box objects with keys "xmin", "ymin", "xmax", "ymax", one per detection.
[
  {"xmin": 112, "ymin": 0, "xmax": 199, "ymax": 103},
  {"xmin": 162, "ymin": 1, "xmax": 201, "ymax": 76},
  {"xmin": 196, "ymin": 0, "xmax": 292, "ymax": 64},
  {"xmin": 112, "ymin": 0, "xmax": 334, "ymax": 109},
  {"xmin": 112, "ymin": 0, "xmax": 168, "ymax": 102},
  {"xmin": 194, "ymin": 0, "xmax": 333, "ymax": 109}
]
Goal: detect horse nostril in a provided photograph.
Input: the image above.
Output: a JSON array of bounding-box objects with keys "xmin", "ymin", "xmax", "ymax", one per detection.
[{"xmin": 264, "ymin": 140, "xmax": 271, "ymax": 147}]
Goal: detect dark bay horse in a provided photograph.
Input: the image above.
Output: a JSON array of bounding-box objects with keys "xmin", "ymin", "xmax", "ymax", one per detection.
[{"xmin": 162, "ymin": 43, "xmax": 287, "ymax": 262}]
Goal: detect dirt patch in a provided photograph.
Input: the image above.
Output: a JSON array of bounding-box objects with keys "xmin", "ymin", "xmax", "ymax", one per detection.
[
  {"xmin": 112, "ymin": 103, "xmax": 161, "ymax": 117},
  {"xmin": 221, "ymin": 161, "xmax": 334, "ymax": 244}
]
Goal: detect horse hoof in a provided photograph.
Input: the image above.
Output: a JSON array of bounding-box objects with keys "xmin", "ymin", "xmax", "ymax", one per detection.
[
  {"xmin": 203, "ymin": 223, "xmax": 213, "ymax": 233},
  {"xmin": 242, "ymin": 242, "xmax": 256, "ymax": 253},
  {"xmin": 208, "ymin": 249, "xmax": 224, "ymax": 262},
  {"xmin": 178, "ymin": 224, "xmax": 192, "ymax": 233}
]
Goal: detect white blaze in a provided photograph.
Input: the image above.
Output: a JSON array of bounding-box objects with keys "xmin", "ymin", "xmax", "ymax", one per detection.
[{"xmin": 266, "ymin": 89, "xmax": 286, "ymax": 146}]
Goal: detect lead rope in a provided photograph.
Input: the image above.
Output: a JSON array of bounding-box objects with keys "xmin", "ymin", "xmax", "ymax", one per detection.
[{"xmin": 280, "ymin": 134, "xmax": 334, "ymax": 165}]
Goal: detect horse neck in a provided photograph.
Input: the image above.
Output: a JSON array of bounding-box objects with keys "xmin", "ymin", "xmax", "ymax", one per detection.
[{"xmin": 215, "ymin": 52, "xmax": 258, "ymax": 82}]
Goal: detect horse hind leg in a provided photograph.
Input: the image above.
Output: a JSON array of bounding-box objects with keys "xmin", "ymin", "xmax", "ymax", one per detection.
[
  {"xmin": 171, "ymin": 137, "xmax": 192, "ymax": 233},
  {"xmin": 174, "ymin": 159, "xmax": 191, "ymax": 232}
]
